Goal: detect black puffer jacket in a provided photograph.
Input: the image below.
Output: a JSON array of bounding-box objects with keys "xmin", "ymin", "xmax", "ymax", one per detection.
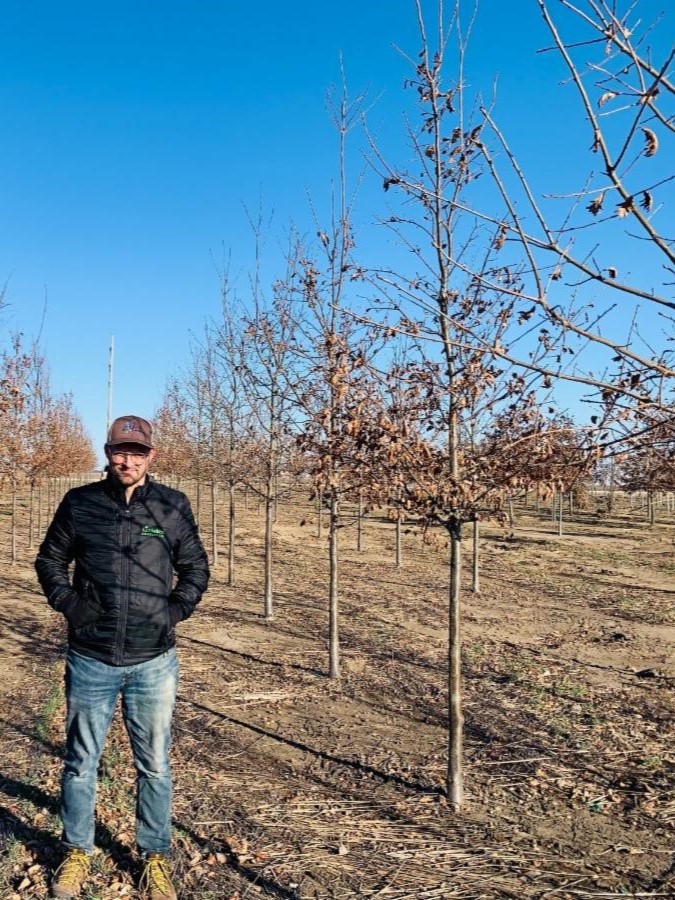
[{"xmin": 35, "ymin": 475, "xmax": 209, "ymax": 666}]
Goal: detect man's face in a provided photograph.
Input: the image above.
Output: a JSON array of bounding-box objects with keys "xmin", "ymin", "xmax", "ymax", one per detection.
[{"xmin": 106, "ymin": 443, "xmax": 157, "ymax": 490}]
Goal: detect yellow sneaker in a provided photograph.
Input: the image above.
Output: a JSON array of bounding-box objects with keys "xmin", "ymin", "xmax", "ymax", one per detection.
[
  {"xmin": 139, "ymin": 852, "xmax": 177, "ymax": 900},
  {"xmin": 51, "ymin": 848, "xmax": 91, "ymax": 898}
]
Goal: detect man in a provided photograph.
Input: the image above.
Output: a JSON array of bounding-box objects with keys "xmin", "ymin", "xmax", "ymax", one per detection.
[{"xmin": 35, "ymin": 415, "xmax": 209, "ymax": 900}]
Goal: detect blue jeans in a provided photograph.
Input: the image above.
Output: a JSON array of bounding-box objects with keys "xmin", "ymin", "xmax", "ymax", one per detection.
[{"xmin": 61, "ymin": 648, "xmax": 179, "ymax": 854}]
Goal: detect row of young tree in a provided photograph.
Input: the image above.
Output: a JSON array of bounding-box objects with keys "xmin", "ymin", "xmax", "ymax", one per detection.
[
  {"xmin": 151, "ymin": 0, "xmax": 674, "ymax": 808},
  {"xmin": 0, "ymin": 330, "xmax": 96, "ymax": 559}
]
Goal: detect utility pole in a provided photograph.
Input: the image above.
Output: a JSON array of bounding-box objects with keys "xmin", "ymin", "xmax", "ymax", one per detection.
[{"xmin": 107, "ymin": 334, "xmax": 115, "ymax": 436}]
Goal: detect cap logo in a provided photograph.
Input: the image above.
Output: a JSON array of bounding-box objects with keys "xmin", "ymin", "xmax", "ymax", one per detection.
[{"xmin": 107, "ymin": 414, "xmax": 154, "ymax": 448}]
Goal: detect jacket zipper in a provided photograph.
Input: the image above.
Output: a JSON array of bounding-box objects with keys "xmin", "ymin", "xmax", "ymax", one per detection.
[{"xmin": 115, "ymin": 506, "xmax": 132, "ymax": 665}]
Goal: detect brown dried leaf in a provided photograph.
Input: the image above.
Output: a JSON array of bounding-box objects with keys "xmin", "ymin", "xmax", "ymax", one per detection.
[
  {"xmin": 639, "ymin": 86, "xmax": 660, "ymax": 105},
  {"xmin": 641, "ymin": 191, "xmax": 653, "ymax": 212},
  {"xmin": 587, "ymin": 192, "xmax": 605, "ymax": 215},
  {"xmin": 642, "ymin": 127, "xmax": 658, "ymax": 157},
  {"xmin": 493, "ymin": 223, "xmax": 507, "ymax": 251},
  {"xmin": 598, "ymin": 91, "xmax": 617, "ymax": 107},
  {"xmin": 616, "ymin": 198, "xmax": 634, "ymax": 218}
]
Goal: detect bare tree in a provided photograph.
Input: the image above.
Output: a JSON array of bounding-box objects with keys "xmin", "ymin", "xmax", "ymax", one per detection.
[
  {"xmin": 212, "ymin": 292, "xmax": 248, "ymax": 587},
  {"xmin": 283, "ymin": 76, "xmax": 378, "ymax": 679},
  {"xmin": 616, "ymin": 409, "xmax": 675, "ymax": 524},
  {"xmin": 475, "ymin": 0, "xmax": 674, "ymax": 415},
  {"xmin": 0, "ymin": 335, "xmax": 95, "ymax": 557},
  {"xmin": 362, "ymin": 1, "xmax": 615, "ymax": 808},
  {"xmin": 242, "ymin": 276, "xmax": 302, "ymax": 620}
]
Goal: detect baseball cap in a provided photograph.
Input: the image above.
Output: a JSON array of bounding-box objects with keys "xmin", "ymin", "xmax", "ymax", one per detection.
[{"xmin": 106, "ymin": 415, "xmax": 155, "ymax": 449}]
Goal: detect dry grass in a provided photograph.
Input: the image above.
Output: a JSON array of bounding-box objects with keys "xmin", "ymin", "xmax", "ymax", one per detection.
[{"xmin": 0, "ymin": 484, "xmax": 673, "ymax": 898}]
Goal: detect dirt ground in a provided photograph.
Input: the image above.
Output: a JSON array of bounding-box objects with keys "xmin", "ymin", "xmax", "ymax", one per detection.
[{"xmin": 0, "ymin": 488, "xmax": 673, "ymax": 899}]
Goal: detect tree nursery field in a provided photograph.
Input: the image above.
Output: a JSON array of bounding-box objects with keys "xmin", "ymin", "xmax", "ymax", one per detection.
[{"xmin": 0, "ymin": 487, "xmax": 673, "ymax": 899}]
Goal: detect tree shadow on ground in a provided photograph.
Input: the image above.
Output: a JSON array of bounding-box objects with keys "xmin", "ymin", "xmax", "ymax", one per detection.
[
  {"xmin": 581, "ymin": 574, "xmax": 675, "ymax": 595},
  {"xmin": 178, "ymin": 696, "xmax": 441, "ymax": 797},
  {"xmin": 182, "ymin": 635, "xmax": 325, "ymax": 678},
  {"xmin": 0, "ymin": 573, "xmax": 45, "ymax": 596},
  {"xmin": 0, "ymin": 775, "xmax": 135, "ymax": 879},
  {"xmin": 0, "ymin": 619, "xmax": 64, "ymax": 668},
  {"xmin": 0, "ymin": 716, "xmax": 62, "ymax": 758},
  {"xmin": 170, "ymin": 816, "xmax": 302, "ymax": 900},
  {"xmin": 0, "ymin": 802, "xmax": 61, "ymax": 892}
]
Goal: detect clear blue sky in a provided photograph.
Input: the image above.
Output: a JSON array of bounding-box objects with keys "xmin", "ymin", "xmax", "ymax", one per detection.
[{"xmin": 2, "ymin": 0, "xmax": 672, "ymax": 459}]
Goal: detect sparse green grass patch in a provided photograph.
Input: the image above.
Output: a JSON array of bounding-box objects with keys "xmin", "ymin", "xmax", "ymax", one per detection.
[{"xmin": 35, "ymin": 675, "xmax": 64, "ymax": 744}]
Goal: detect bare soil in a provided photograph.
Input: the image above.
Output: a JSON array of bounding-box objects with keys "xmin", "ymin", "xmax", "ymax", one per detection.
[{"xmin": 0, "ymin": 489, "xmax": 673, "ymax": 898}]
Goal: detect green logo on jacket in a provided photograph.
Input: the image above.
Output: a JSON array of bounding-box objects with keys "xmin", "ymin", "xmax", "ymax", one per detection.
[{"xmin": 141, "ymin": 525, "xmax": 165, "ymax": 538}]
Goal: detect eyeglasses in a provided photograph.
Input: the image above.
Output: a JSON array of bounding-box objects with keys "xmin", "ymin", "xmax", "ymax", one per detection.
[{"xmin": 110, "ymin": 450, "xmax": 150, "ymax": 463}]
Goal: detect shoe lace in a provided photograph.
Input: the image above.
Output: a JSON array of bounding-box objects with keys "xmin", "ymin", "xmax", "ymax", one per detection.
[
  {"xmin": 54, "ymin": 849, "xmax": 89, "ymax": 887},
  {"xmin": 140, "ymin": 854, "xmax": 173, "ymax": 895}
]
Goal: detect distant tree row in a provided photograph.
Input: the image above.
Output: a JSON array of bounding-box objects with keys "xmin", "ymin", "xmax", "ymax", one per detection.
[{"xmin": 0, "ymin": 330, "xmax": 96, "ymax": 559}]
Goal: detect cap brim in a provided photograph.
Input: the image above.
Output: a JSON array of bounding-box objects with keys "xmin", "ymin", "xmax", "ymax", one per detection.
[{"xmin": 106, "ymin": 440, "xmax": 153, "ymax": 450}]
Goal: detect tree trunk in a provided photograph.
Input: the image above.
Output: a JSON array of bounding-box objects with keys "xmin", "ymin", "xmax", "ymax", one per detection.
[
  {"xmin": 28, "ymin": 482, "xmax": 35, "ymax": 549},
  {"xmin": 317, "ymin": 487, "xmax": 324, "ymax": 539},
  {"xmin": 328, "ymin": 491, "xmax": 340, "ymax": 678},
  {"xmin": 195, "ymin": 477, "xmax": 201, "ymax": 528},
  {"xmin": 264, "ymin": 391, "xmax": 278, "ymax": 620},
  {"xmin": 357, "ymin": 489, "xmax": 364, "ymax": 551},
  {"xmin": 447, "ymin": 520, "xmax": 463, "ymax": 809},
  {"xmin": 558, "ymin": 490, "xmax": 564, "ymax": 537},
  {"xmin": 395, "ymin": 515, "xmax": 402, "ymax": 569},
  {"xmin": 37, "ymin": 482, "xmax": 43, "ymax": 540},
  {"xmin": 228, "ymin": 479, "xmax": 236, "ymax": 585},
  {"xmin": 11, "ymin": 476, "xmax": 18, "ymax": 564},
  {"xmin": 263, "ymin": 472, "xmax": 274, "ymax": 620},
  {"xmin": 472, "ymin": 516, "xmax": 480, "ymax": 594},
  {"xmin": 394, "ymin": 486, "xmax": 403, "ymax": 567},
  {"xmin": 211, "ymin": 479, "xmax": 218, "ymax": 566}
]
